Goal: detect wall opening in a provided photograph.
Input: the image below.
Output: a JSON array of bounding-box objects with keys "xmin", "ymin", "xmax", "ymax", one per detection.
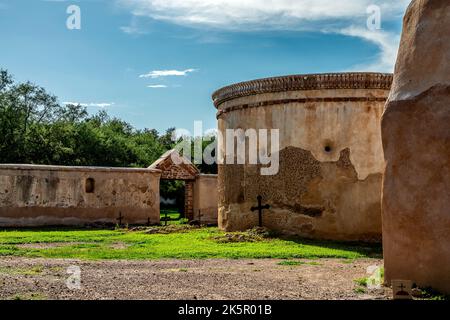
[
  {"xmin": 160, "ymin": 180, "xmax": 186, "ymax": 224},
  {"xmin": 85, "ymin": 178, "xmax": 95, "ymax": 193}
]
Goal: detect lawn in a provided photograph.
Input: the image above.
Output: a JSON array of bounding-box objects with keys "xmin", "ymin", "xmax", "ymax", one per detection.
[
  {"xmin": 0, "ymin": 227, "xmax": 382, "ymax": 261},
  {"xmin": 160, "ymin": 209, "xmax": 187, "ymax": 225}
]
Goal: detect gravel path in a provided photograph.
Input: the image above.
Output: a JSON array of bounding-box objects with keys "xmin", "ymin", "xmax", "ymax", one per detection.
[{"xmin": 0, "ymin": 257, "xmax": 391, "ymax": 300}]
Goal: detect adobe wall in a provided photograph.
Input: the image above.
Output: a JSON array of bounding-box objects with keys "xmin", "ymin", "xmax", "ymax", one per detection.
[
  {"xmin": 212, "ymin": 73, "xmax": 392, "ymax": 241},
  {"xmin": 382, "ymin": 0, "xmax": 450, "ymax": 293},
  {"xmin": 193, "ymin": 174, "xmax": 218, "ymax": 225},
  {"xmin": 0, "ymin": 164, "xmax": 161, "ymax": 227}
]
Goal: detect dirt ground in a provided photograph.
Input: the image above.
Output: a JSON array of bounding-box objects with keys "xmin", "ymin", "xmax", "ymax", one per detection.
[{"xmin": 0, "ymin": 257, "xmax": 391, "ymax": 300}]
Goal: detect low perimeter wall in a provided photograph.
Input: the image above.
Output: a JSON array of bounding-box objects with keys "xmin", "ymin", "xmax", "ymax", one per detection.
[
  {"xmin": 193, "ymin": 174, "xmax": 218, "ymax": 225},
  {"xmin": 0, "ymin": 164, "xmax": 161, "ymax": 227}
]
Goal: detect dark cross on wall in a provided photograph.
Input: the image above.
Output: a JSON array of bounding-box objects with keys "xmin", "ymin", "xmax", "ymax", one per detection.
[
  {"xmin": 117, "ymin": 212, "xmax": 124, "ymax": 226},
  {"xmin": 251, "ymin": 195, "xmax": 270, "ymax": 227}
]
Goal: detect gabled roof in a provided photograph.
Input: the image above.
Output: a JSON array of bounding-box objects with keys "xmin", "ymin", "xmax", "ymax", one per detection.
[{"xmin": 149, "ymin": 149, "xmax": 199, "ymax": 180}]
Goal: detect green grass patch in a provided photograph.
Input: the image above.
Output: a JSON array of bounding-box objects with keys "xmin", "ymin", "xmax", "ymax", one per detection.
[
  {"xmin": 354, "ymin": 277, "xmax": 369, "ymax": 294},
  {"xmin": 160, "ymin": 210, "xmax": 188, "ymax": 225},
  {"xmin": 416, "ymin": 287, "xmax": 449, "ymax": 301},
  {"xmin": 0, "ymin": 265, "xmax": 44, "ymax": 276},
  {"xmin": 354, "ymin": 277, "xmax": 368, "ymax": 287},
  {"xmin": 0, "ymin": 227, "xmax": 382, "ymax": 261},
  {"xmin": 340, "ymin": 259, "xmax": 355, "ymax": 264},
  {"xmin": 354, "ymin": 287, "xmax": 367, "ymax": 294},
  {"xmin": 278, "ymin": 260, "xmax": 304, "ymax": 266},
  {"xmin": 277, "ymin": 260, "xmax": 322, "ymax": 266},
  {"xmin": 10, "ymin": 292, "xmax": 47, "ymax": 300}
]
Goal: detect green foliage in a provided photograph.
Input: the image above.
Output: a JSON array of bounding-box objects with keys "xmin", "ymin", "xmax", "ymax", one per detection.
[
  {"xmin": 160, "ymin": 180, "xmax": 186, "ymax": 214},
  {"xmin": 0, "ymin": 69, "xmax": 219, "ymax": 175},
  {"xmin": 354, "ymin": 287, "xmax": 366, "ymax": 294},
  {"xmin": 417, "ymin": 287, "xmax": 449, "ymax": 301},
  {"xmin": 160, "ymin": 209, "xmax": 182, "ymax": 221},
  {"xmin": 277, "ymin": 260, "xmax": 303, "ymax": 266},
  {"xmin": 0, "ymin": 69, "xmax": 218, "ymax": 207},
  {"xmin": 354, "ymin": 277, "xmax": 368, "ymax": 287},
  {"xmin": 277, "ymin": 260, "xmax": 322, "ymax": 266},
  {"xmin": 354, "ymin": 277, "xmax": 369, "ymax": 294},
  {"xmin": 0, "ymin": 227, "xmax": 382, "ymax": 260}
]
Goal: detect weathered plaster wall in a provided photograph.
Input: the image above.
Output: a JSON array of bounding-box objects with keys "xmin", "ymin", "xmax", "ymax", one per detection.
[
  {"xmin": 382, "ymin": 0, "xmax": 450, "ymax": 294},
  {"xmin": 0, "ymin": 165, "xmax": 161, "ymax": 227},
  {"xmin": 193, "ymin": 174, "xmax": 218, "ymax": 225},
  {"xmin": 213, "ymin": 73, "xmax": 392, "ymax": 241}
]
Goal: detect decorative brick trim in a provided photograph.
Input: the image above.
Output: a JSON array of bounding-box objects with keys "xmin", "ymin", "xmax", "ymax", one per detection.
[
  {"xmin": 212, "ymin": 72, "xmax": 393, "ymax": 108},
  {"xmin": 185, "ymin": 181, "xmax": 194, "ymax": 220},
  {"xmin": 216, "ymin": 96, "xmax": 388, "ymax": 118}
]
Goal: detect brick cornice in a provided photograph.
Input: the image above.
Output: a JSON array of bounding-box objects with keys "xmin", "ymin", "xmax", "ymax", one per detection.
[
  {"xmin": 215, "ymin": 96, "xmax": 388, "ymax": 118},
  {"xmin": 212, "ymin": 72, "xmax": 393, "ymax": 109}
]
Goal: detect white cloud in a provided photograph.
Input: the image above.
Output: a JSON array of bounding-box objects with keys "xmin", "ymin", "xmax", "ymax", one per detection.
[
  {"xmin": 118, "ymin": 0, "xmax": 411, "ymax": 72},
  {"xmin": 120, "ymin": 25, "xmax": 147, "ymax": 35},
  {"xmin": 139, "ymin": 69, "xmax": 197, "ymax": 78},
  {"xmin": 147, "ymin": 84, "xmax": 168, "ymax": 88},
  {"xmin": 63, "ymin": 102, "xmax": 115, "ymax": 108},
  {"xmin": 339, "ymin": 26, "xmax": 400, "ymax": 72},
  {"xmin": 120, "ymin": 16, "xmax": 148, "ymax": 35},
  {"xmin": 118, "ymin": 0, "xmax": 409, "ymax": 30}
]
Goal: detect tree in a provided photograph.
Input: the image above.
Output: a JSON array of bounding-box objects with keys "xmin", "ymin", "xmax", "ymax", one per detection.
[{"xmin": 0, "ymin": 69, "xmax": 217, "ymax": 211}]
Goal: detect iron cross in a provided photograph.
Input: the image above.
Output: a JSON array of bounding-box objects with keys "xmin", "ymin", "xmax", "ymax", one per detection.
[
  {"xmin": 117, "ymin": 212, "xmax": 124, "ymax": 226},
  {"xmin": 251, "ymin": 195, "xmax": 270, "ymax": 227}
]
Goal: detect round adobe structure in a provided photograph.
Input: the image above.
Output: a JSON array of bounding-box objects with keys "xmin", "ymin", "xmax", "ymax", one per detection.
[{"xmin": 212, "ymin": 72, "xmax": 393, "ymax": 241}]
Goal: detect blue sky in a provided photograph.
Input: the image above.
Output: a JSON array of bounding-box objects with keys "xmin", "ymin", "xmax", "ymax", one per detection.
[{"xmin": 0, "ymin": 0, "xmax": 409, "ymax": 133}]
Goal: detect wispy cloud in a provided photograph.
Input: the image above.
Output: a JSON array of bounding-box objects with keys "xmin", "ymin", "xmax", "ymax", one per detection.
[
  {"xmin": 118, "ymin": 0, "xmax": 411, "ymax": 72},
  {"xmin": 120, "ymin": 16, "xmax": 148, "ymax": 35},
  {"xmin": 120, "ymin": 25, "xmax": 147, "ymax": 35},
  {"xmin": 63, "ymin": 102, "xmax": 115, "ymax": 108},
  {"xmin": 339, "ymin": 26, "xmax": 400, "ymax": 72},
  {"xmin": 139, "ymin": 69, "xmax": 197, "ymax": 79},
  {"xmin": 147, "ymin": 84, "xmax": 168, "ymax": 88},
  {"xmin": 117, "ymin": 0, "xmax": 409, "ymax": 30}
]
